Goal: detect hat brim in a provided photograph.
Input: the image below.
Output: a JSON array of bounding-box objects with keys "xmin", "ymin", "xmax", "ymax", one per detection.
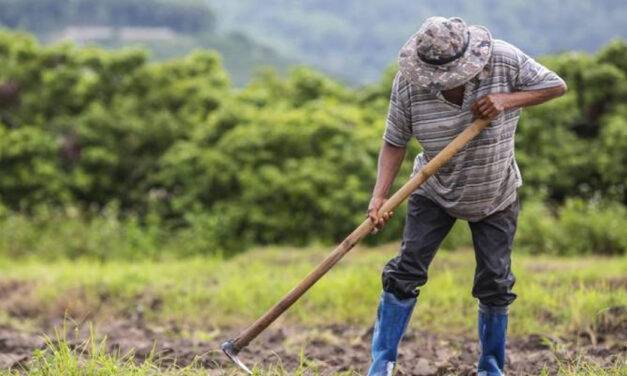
[{"xmin": 398, "ymin": 25, "xmax": 493, "ymax": 91}]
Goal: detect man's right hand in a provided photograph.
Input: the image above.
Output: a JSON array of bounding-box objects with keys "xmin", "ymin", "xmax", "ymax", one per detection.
[{"xmin": 368, "ymin": 196, "xmax": 394, "ymax": 233}]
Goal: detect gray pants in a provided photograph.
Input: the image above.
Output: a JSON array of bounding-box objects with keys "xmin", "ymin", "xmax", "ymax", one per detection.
[{"xmin": 382, "ymin": 194, "xmax": 518, "ymax": 306}]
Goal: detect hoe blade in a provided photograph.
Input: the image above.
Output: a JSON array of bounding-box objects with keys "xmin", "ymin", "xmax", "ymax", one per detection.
[{"xmin": 221, "ymin": 340, "xmax": 252, "ymax": 375}]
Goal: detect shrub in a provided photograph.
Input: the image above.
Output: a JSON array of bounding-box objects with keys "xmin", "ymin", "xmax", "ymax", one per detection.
[
  {"xmin": 0, "ymin": 31, "xmax": 625, "ymax": 255},
  {"xmin": 516, "ymin": 199, "xmax": 627, "ymax": 256},
  {"xmin": 0, "ymin": 205, "xmax": 166, "ymax": 260}
]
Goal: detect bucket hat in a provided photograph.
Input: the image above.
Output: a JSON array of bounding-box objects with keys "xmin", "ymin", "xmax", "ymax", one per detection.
[{"xmin": 398, "ymin": 17, "xmax": 493, "ymax": 90}]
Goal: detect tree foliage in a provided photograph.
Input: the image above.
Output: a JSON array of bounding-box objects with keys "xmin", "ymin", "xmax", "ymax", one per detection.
[
  {"xmin": 0, "ymin": 31, "xmax": 625, "ymax": 254},
  {"xmin": 0, "ymin": 0, "xmax": 215, "ymax": 33}
]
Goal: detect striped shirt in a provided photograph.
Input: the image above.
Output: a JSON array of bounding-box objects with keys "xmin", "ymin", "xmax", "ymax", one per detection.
[{"xmin": 384, "ymin": 39, "xmax": 565, "ymax": 221}]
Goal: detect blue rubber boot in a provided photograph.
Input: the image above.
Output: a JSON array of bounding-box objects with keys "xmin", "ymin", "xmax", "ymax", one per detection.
[
  {"xmin": 477, "ymin": 303, "xmax": 509, "ymax": 376},
  {"xmin": 367, "ymin": 292, "xmax": 416, "ymax": 376}
]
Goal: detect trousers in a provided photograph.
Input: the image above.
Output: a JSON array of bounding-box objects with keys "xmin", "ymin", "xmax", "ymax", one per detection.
[{"xmin": 382, "ymin": 194, "xmax": 518, "ymax": 306}]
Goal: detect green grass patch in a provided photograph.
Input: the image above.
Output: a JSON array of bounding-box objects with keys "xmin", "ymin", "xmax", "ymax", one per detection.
[
  {"xmin": 0, "ymin": 331, "xmax": 209, "ymax": 376},
  {"xmin": 0, "ymin": 331, "xmax": 623, "ymax": 376},
  {"xmin": 0, "ymin": 245, "xmax": 625, "ymax": 338}
]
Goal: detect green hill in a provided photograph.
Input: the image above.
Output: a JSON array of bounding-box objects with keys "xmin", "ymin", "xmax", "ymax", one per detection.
[
  {"xmin": 4, "ymin": 0, "xmax": 624, "ymax": 85},
  {"xmin": 0, "ymin": 0, "xmax": 292, "ymax": 86},
  {"xmin": 208, "ymin": 0, "xmax": 627, "ymax": 84}
]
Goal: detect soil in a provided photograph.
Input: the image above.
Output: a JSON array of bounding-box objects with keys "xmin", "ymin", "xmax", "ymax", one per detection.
[
  {"xmin": 0, "ymin": 279, "xmax": 624, "ymax": 375},
  {"xmin": 0, "ymin": 316, "xmax": 625, "ymax": 375}
]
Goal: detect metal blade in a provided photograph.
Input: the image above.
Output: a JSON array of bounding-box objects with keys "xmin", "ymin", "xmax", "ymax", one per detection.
[{"xmin": 221, "ymin": 340, "xmax": 253, "ymax": 375}]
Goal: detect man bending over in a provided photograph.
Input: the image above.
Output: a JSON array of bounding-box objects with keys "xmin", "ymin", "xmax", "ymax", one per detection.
[{"xmin": 367, "ymin": 16, "xmax": 566, "ymax": 376}]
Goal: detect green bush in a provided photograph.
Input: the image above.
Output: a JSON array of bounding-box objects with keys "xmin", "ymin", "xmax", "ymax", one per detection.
[
  {"xmin": 0, "ymin": 204, "xmax": 166, "ymax": 260},
  {"xmin": 0, "ymin": 31, "xmax": 625, "ymax": 255},
  {"xmin": 516, "ymin": 199, "xmax": 627, "ymax": 256},
  {"xmin": 557, "ymin": 199, "xmax": 627, "ymax": 255}
]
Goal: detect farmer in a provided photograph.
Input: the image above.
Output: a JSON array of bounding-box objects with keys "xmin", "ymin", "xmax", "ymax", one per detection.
[{"xmin": 367, "ymin": 17, "xmax": 566, "ymax": 376}]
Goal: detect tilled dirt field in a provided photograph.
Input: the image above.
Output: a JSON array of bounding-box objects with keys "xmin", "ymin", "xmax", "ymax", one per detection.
[{"xmin": 0, "ymin": 314, "xmax": 625, "ymax": 375}]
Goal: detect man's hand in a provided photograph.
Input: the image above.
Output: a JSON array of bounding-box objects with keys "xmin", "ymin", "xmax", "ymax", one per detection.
[
  {"xmin": 471, "ymin": 85, "xmax": 567, "ymax": 120},
  {"xmin": 368, "ymin": 196, "xmax": 393, "ymax": 233},
  {"xmin": 471, "ymin": 93, "xmax": 510, "ymax": 120},
  {"xmin": 369, "ymin": 141, "xmax": 405, "ymax": 233}
]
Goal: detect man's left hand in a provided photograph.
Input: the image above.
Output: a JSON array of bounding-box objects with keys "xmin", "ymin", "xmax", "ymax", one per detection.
[{"xmin": 471, "ymin": 93, "xmax": 510, "ymax": 120}]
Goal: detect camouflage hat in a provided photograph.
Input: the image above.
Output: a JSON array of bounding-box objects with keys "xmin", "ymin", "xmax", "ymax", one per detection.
[{"xmin": 398, "ymin": 17, "xmax": 493, "ymax": 90}]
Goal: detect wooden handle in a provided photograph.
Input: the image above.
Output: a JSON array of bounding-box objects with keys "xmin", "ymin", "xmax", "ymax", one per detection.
[{"xmin": 231, "ymin": 118, "xmax": 490, "ymax": 350}]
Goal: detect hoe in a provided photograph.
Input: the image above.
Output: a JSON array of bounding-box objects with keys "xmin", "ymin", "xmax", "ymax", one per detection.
[{"xmin": 222, "ymin": 118, "xmax": 490, "ymax": 374}]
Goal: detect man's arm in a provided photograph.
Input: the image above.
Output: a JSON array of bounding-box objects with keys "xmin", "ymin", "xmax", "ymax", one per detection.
[
  {"xmin": 368, "ymin": 141, "xmax": 406, "ymax": 230},
  {"xmin": 370, "ymin": 72, "xmax": 412, "ymax": 230},
  {"xmin": 471, "ymin": 84, "xmax": 567, "ymax": 119},
  {"xmin": 473, "ymin": 44, "xmax": 568, "ymax": 119}
]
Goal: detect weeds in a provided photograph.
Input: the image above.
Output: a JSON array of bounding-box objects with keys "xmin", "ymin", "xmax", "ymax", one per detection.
[
  {"xmin": 0, "ymin": 329, "xmax": 623, "ymax": 375},
  {"xmin": 0, "ymin": 247, "xmax": 624, "ymax": 336},
  {"xmin": 0, "ymin": 330, "xmax": 207, "ymax": 376},
  {"xmin": 0, "ymin": 198, "xmax": 625, "ymax": 261}
]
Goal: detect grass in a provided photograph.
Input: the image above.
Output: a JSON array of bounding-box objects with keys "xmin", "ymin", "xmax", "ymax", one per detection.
[
  {"xmin": 0, "ymin": 244, "xmax": 625, "ymax": 374},
  {"xmin": 0, "ymin": 245, "xmax": 624, "ymax": 336},
  {"xmin": 0, "ymin": 334, "xmax": 622, "ymax": 376},
  {"xmin": 0, "ymin": 332, "xmax": 209, "ymax": 376},
  {"xmin": 0, "ymin": 335, "xmax": 358, "ymax": 376},
  {"xmin": 541, "ymin": 361, "xmax": 626, "ymax": 376}
]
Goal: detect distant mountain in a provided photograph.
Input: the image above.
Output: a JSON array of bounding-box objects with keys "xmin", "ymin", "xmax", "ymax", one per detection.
[
  {"xmin": 0, "ymin": 0, "xmax": 215, "ymax": 33},
  {"xmin": 207, "ymin": 0, "xmax": 627, "ymax": 84},
  {"xmin": 92, "ymin": 31, "xmax": 294, "ymax": 86},
  {"xmin": 2, "ymin": 0, "xmax": 625, "ymax": 86},
  {"xmin": 0, "ymin": 0, "xmax": 292, "ymax": 86}
]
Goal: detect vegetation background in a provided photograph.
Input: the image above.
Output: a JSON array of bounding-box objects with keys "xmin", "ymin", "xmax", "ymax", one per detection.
[
  {"xmin": 0, "ymin": 7, "xmax": 625, "ymax": 257},
  {"xmin": 1, "ymin": 0, "xmax": 626, "ymax": 84},
  {"xmin": 0, "ymin": 0, "xmax": 625, "ymax": 374}
]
